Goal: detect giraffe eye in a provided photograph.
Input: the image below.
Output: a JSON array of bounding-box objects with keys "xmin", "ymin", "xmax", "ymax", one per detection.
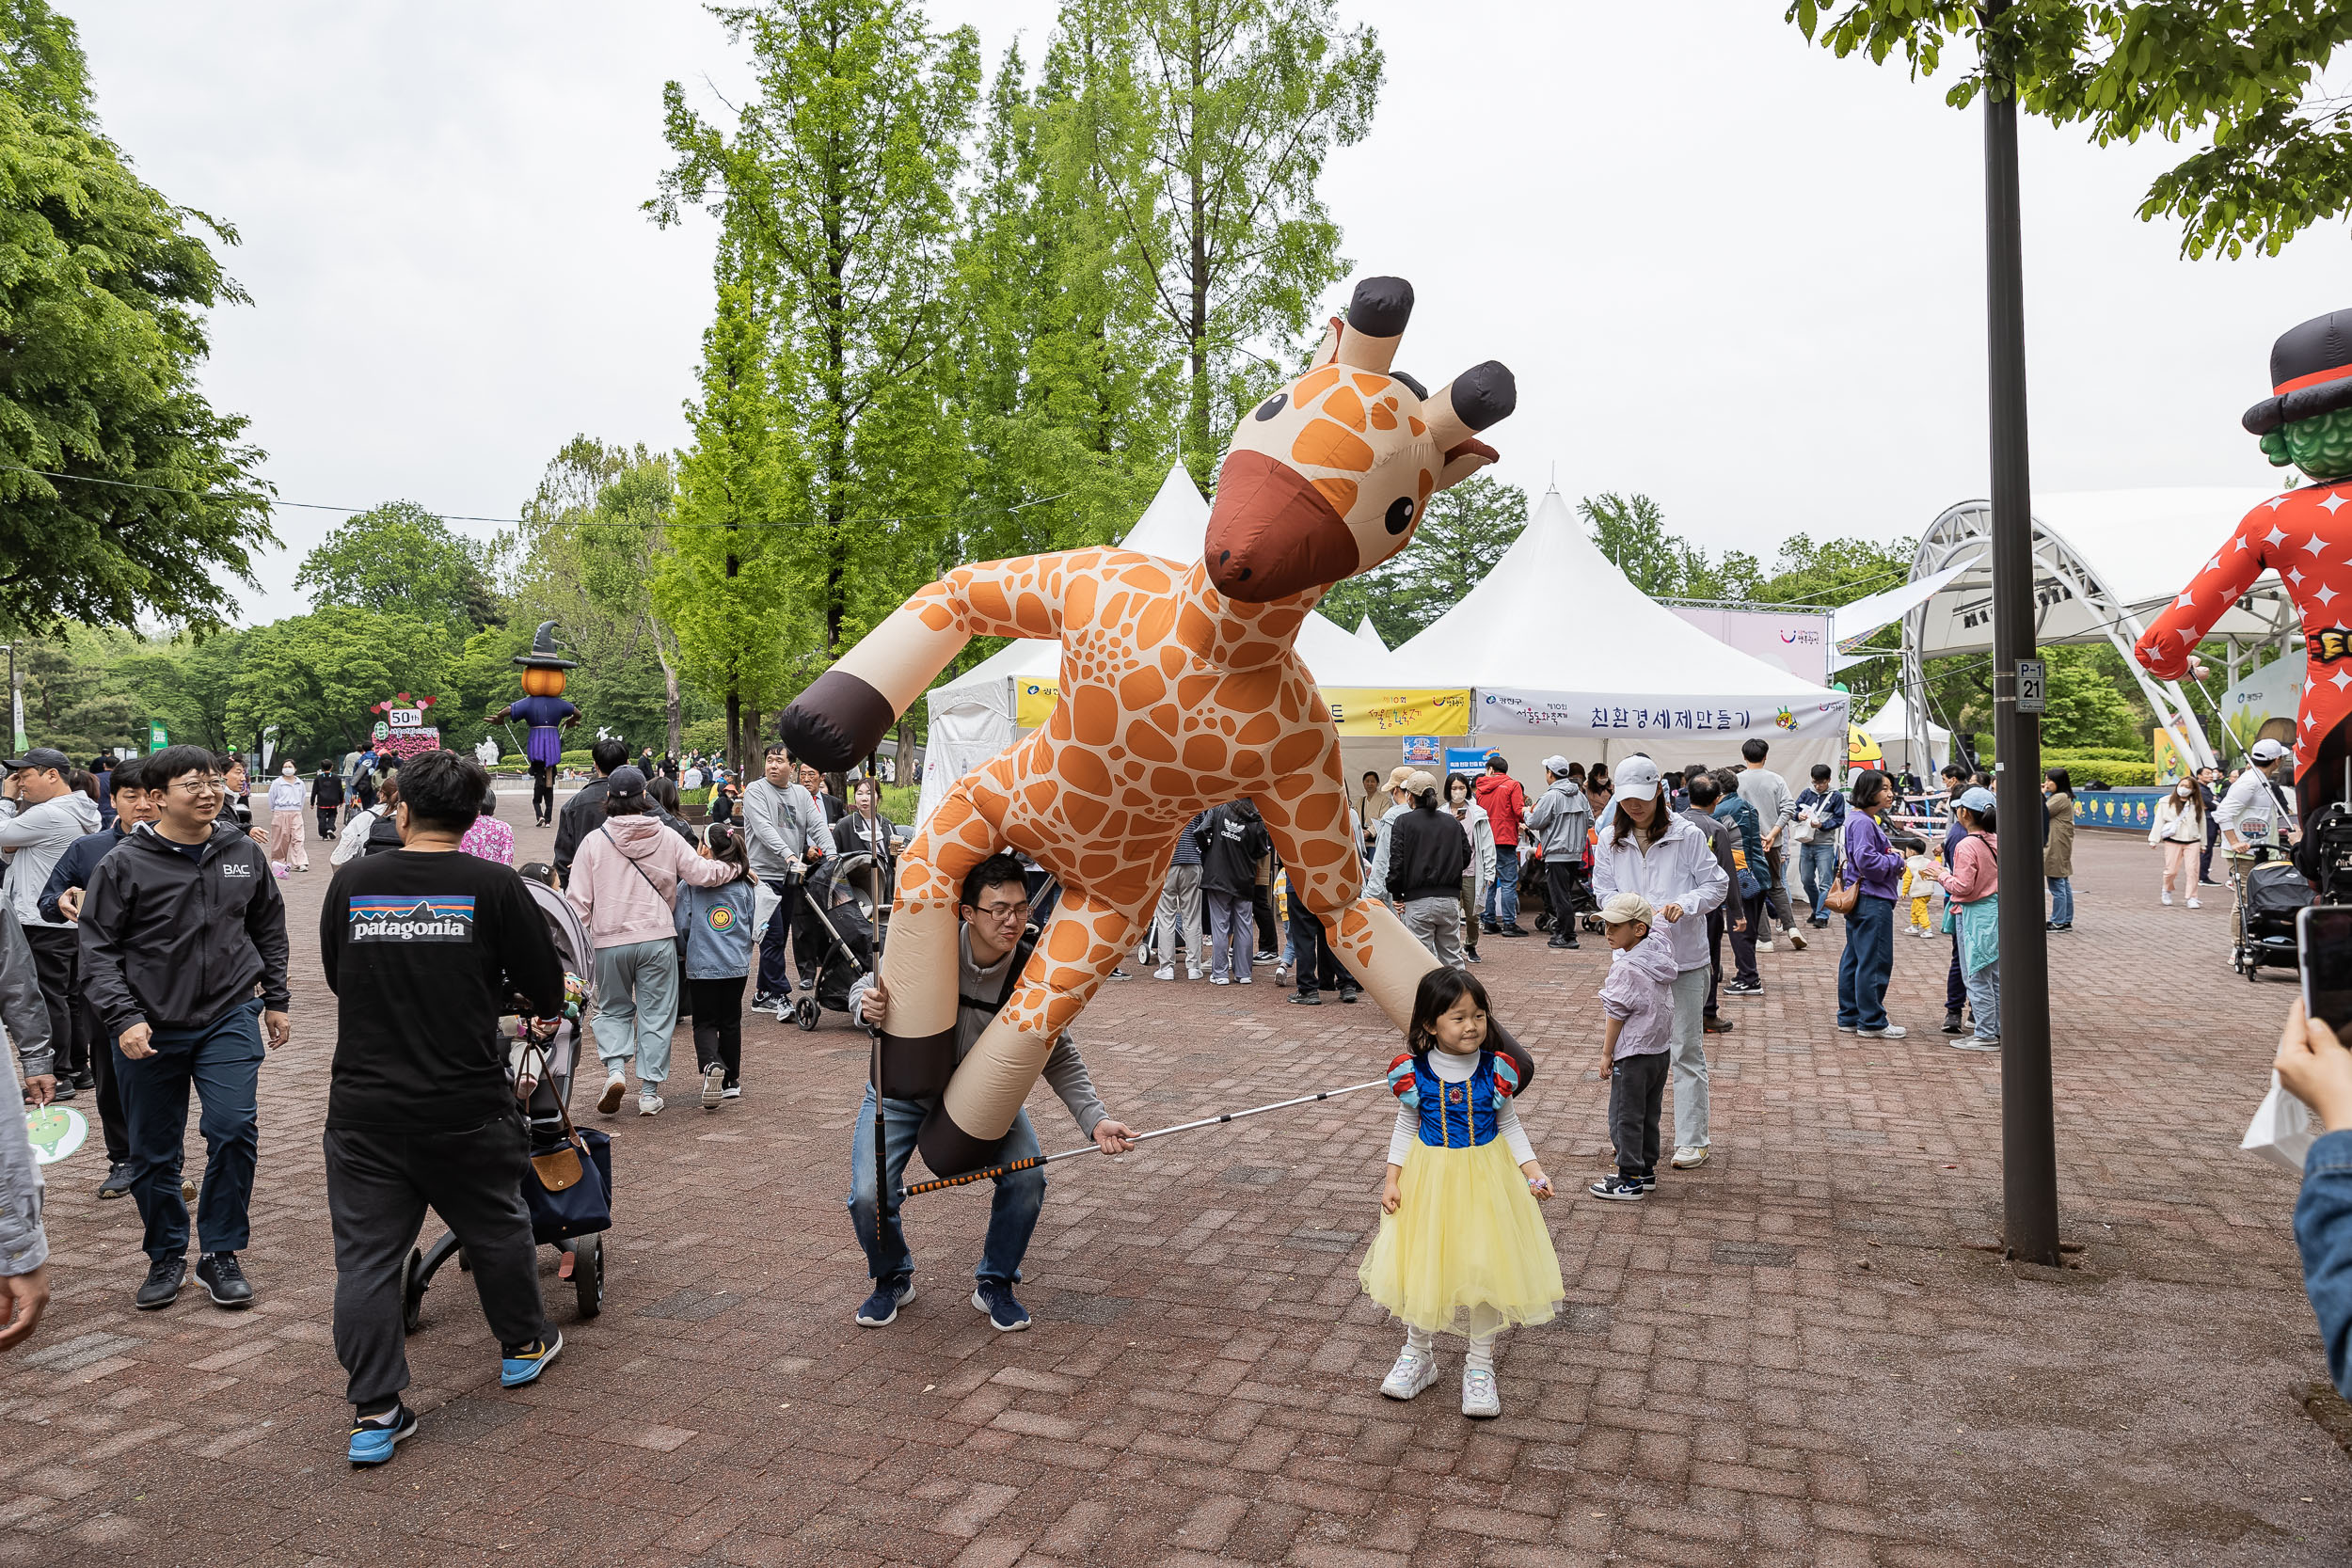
[
  {"xmin": 1385, "ymin": 496, "xmax": 1416, "ymax": 535},
  {"xmin": 1254, "ymin": 392, "xmax": 1287, "ymax": 422}
]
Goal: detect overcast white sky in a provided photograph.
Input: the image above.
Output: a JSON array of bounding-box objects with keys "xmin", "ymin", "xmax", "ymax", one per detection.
[{"xmin": 73, "ymin": 1, "xmax": 2352, "ymax": 627}]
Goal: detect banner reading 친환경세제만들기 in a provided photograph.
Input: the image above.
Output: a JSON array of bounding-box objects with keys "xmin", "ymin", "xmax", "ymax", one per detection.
[{"xmin": 1473, "ymin": 689, "xmax": 1849, "ymax": 747}]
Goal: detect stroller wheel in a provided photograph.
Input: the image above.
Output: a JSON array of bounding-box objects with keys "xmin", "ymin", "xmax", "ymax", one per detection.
[
  {"xmin": 574, "ymin": 1234, "xmax": 604, "ymax": 1319},
  {"xmin": 796, "ymin": 997, "xmax": 821, "ymax": 1032},
  {"xmin": 400, "ymin": 1246, "xmax": 426, "ymax": 1334}
]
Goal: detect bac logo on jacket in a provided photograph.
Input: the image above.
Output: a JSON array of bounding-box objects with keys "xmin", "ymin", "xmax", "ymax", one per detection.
[
  {"xmin": 349, "ymin": 895, "xmax": 476, "ymax": 942},
  {"xmin": 221, "ymin": 862, "xmax": 252, "ymax": 879}
]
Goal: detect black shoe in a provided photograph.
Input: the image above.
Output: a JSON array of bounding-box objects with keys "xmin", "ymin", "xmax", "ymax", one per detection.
[
  {"xmin": 1704, "ymin": 1015, "xmax": 1734, "ymax": 1035},
  {"xmin": 1338, "ymin": 988, "xmax": 1359, "ymax": 1004},
  {"xmin": 1289, "ymin": 992, "xmax": 1321, "ymax": 1006},
  {"xmin": 70, "ymin": 1069, "xmax": 93, "ymax": 1091},
  {"xmin": 1722, "ymin": 978, "xmax": 1763, "ymax": 996},
  {"xmin": 1547, "ymin": 936, "xmax": 1574, "ymax": 949},
  {"xmin": 47, "ymin": 1078, "xmax": 75, "ymax": 1101},
  {"xmin": 196, "ymin": 1252, "xmax": 254, "ymax": 1309},
  {"xmin": 1498, "ymin": 925, "xmax": 1531, "ymax": 938},
  {"xmin": 1463, "ymin": 949, "xmax": 1483, "ymax": 963},
  {"xmin": 1251, "ymin": 950, "xmax": 1277, "ymax": 963},
  {"xmin": 135, "ymin": 1256, "xmax": 185, "ymax": 1311},
  {"xmin": 98, "ymin": 1161, "xmax": 134, "ymax": 1199},
  {"xmin": 2046, "ymin": 921, "xmax": 2072, "ymax": 932},
  {"xmin": 1481, "ymin": 920, "xmax": 1501, "ymax": 935},
  {"xmin": 1106, "ymin": 967, "xmax": 1131, "ymax": 981},
  {"xmin": 1941, "ymin": 1011, "xmax": 1966, "ymax": 1035}
]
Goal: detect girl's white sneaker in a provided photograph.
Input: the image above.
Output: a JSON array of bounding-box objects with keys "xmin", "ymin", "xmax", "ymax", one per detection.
[
  {"xmin": 2162, "ymin": 891, "xmax": 2173, "ymax": 906},
  {"xmin": 1379, "ymin": 1346, "xmax": 1438, "ymax": 1401},
  {"xmin": 1461, "ymin": 1365, "xmax": 1502, "ymax": 1418},
  {"xmin": 2187, "ymin": 897, "xmax": 2201, "ymax": 909}
]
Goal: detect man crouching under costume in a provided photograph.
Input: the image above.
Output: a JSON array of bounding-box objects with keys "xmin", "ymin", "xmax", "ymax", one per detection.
[{"xmin": 847, "ymin": 851, "xmax": 1136, "ymax": 1333}]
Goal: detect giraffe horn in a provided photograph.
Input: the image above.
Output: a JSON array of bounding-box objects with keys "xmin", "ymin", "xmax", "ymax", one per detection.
[
  {"xmin": 1309, "ymin": 316, "xmax": 1342, "ymax": 369},
  {"xmin": 1422, "ymin": 360, "xmax": 1518, "ymax": 453},
  {"xmin": 1336, "ymin": 276, "xmax": 1412, "ymax": 373}
]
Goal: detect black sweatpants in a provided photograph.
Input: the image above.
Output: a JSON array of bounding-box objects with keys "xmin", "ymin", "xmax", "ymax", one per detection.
[
  {"xmin": 1608, "ymin": 1051, "xmax": 1669, "ymax": 1180},
  {"xmin": 531, "ymin": 763, "xmax": 556, "ymax": 825},
  {"xmin": 690, "ymin": 974, "xmax": 747, "ymax": 1085},
  {"xmin": 23, "ymin": 924, "xmax": 78, "ymax": 1079},
  {"xmin": 1544, "ymin": 860, "xmax": 1583, "ymax": 944},
  {"xmin": 325, "ymin": 1117, "xmax": 548, "ymax": 1413},
  {"xmin": 1704, "ymin": 909, "xmax": 1724, "ymax": 1021},
  {"xmin": 77, "ymin": 992, "xmax": 126, "ymax": 1162},
  {"xmin": 1291, "ymin": 906, "xmax": 1345, "ymax": 997}
]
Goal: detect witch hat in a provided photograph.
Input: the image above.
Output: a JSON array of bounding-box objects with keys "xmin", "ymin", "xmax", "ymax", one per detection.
[
  {"xmin": 513, "ymin": 620, "xmax": 579, "ymax": 670},
  {"xmin": 2244, "ymin": 309, "xmax": 2352, "ymax": 435}
]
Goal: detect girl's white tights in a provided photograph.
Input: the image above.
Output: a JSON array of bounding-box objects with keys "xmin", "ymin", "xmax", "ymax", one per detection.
[{"xmin": 1405, "ymin": 1324, "xmax": 1500, "ymax": 1372}]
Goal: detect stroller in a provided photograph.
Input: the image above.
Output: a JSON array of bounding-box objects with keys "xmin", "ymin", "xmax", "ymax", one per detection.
[
  {"xmin": 403, "ymin": 878, "xmax": 612, "ymax": 1331},
  {"xmin": 2234, "ymin": 848, "xmax": 2312, "ymax": 982},
  {"xmin": 787, "ymin": 849, "xmax": 881, "ymax": 1032}
]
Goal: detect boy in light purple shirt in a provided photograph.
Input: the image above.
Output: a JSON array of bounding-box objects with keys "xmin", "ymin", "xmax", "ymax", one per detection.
[{"xmin": 1590, "ymin": 891, "xmax": 1680, "ymax": 1201}]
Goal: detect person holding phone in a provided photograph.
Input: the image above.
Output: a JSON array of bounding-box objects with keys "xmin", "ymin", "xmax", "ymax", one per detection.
[{"xmin": 2275, "ymin": 997, "xmax": 2352, "ymax": 1396}]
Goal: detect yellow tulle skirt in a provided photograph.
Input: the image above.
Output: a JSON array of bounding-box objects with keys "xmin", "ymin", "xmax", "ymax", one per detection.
[{"xmin": 1358, "ymin": 1135, "xmax": 1565, "ymax": 1335}]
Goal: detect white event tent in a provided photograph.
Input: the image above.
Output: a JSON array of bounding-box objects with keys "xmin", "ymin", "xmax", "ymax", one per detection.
[
  {"xmin": 916, "ymin": 465, "xmax": 1419, "ymax": 826},
  {"xmin": 1393, "ymin": 488, "xmax": 1851, "ymax": 779},
  {"xmin": 1860, "ymin": 690, "xmax": 1950, "ymax": 777}
]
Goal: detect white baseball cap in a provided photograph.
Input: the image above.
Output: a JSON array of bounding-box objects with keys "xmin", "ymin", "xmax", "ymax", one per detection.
[
  {"xmin": 1542, "ymin": 754, "xmax": 1571, "ymax": 777},
  {"xmin": 2250, "ymin": 738, "xmax": 2290, "ymax": 763},
  {"xmin": 1613, "ymin": 755, "xmax": 1664, "ymax": 801}
]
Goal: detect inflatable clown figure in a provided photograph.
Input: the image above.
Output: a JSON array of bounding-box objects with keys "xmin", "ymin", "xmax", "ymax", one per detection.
[
  {"xmin": 489, "ymin": 621, "xmax": 581, "ymax": 830},
  {"xmin": 2136, "ymin": 311, "xmax": 2352, "ymax": 828},
  {"xmin": 783, "ymin": 276, "xmax": 1529, "ymax": 1178}
]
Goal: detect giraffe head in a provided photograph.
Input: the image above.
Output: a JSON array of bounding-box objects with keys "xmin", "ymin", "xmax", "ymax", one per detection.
[{"xmin": 1203, "ymin": 277, "xmax": 1516, "ymax": 604}]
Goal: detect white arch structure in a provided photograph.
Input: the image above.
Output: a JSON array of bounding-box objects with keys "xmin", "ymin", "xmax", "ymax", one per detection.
[{"xmin": 1893, "ymin": 488, "xmax": 2294, "ymax": 773}]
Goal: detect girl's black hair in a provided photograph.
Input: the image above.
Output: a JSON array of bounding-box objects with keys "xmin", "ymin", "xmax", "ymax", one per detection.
[
  {"xmin": 2045, "ymin": 766, "xmax": 2073, "ymax": 796},
  {"xmin": 703, "ymin": 820, "xmax": 756, "ymax": 880},
  {"xmin": 1444, "ymin": 770, "xmax": 1473, "ymax": 802},
  {"xmin": 1407, "ymin": 966, "xmax": 1490, "ymax": 1054},
  {"xmin": 1848, "ymin": 768, "xmax": 1888, "ymax": 811}
]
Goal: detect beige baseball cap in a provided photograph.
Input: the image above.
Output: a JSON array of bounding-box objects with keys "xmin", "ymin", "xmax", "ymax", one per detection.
[
  {"xmin": 1601, "ymin": 891, "xmax": 1655, "ymax": 927},
  {"xmin": 1404, "ymin": 769, "xmax": 1439, "ymax": 797}
]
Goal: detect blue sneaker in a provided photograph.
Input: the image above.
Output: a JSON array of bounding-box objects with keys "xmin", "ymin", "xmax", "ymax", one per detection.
[
  {"xmin": 499, "ymin": 1330, "xmax": 563, "ymax": 1388},
  {"xmin": 347, "ymin": 1403, "xmax": 419, "ymax": 1466},
  {"xmin": 855, "ymin": 1277, "xmax": 914, "ymax": 1327},
  {"xmin": 972, "ymin": 1282, "xmax": 1031, "ymax": 1332}
]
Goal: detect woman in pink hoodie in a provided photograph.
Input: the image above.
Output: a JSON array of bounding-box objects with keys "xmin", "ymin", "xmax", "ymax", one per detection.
[{"xmin": 567, "ymin": 768, "xmax": 742, "ymax": 1116}]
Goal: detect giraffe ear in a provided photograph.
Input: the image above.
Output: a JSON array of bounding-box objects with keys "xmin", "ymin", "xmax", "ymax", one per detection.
[{"xmin": 1309, "ymin": 316, "xmax": 1342, "ymax": 369}]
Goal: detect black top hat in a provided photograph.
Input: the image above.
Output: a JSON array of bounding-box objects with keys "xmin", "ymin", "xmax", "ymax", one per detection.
[
  {"xmin": 2244, "ymin": 310, "xmax": 2352, "ymax": 435},
  {"xmin": 512, "ymin": 620, "xmax": 579, "ymax": 671}
]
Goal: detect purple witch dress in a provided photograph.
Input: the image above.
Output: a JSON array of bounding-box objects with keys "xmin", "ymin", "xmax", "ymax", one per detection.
[{"xmin": 508, "ymin": 694, "xmax": 579, "ymax": 768}]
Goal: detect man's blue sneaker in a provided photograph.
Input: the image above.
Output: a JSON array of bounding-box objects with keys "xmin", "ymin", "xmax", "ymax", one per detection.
[
  {"xmin": 855, "ymin": 1278, "xmax": 914, "ymax": 1327},
  {"xmin": 972, "ymin": 1282, "xmax": 1030, "ymax": 1332},
  {"xmin": 347, "ymin": 1403, "xmax": 419, "ymax": 1466},
  {"xmin": 499, "ymin": 1330, "xmax": 563, "ymax": 1388}
]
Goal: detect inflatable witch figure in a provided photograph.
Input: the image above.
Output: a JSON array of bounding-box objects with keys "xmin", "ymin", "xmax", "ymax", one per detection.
[
  {"xmin": 2137, "ymin": 310, "xmax": 2352, "ymax": 833},
  {"xmin": 489, "ymin": 621, "xmax": 580, "ymax": 829},
  {"xmin": 783, "ymin": 276, "xmax": 1531, "ymax": 1177}
]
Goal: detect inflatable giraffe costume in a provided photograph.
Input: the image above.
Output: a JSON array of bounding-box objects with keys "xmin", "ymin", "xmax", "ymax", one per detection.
[{"xmin": 784, "ymin": 277, "xmax": 1529, "ymax": 1177}]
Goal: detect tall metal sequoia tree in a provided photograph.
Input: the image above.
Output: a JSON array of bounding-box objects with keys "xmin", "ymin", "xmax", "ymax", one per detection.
[
  {"xmin": 1788, "ymin": 0, "xmax": 2352, "ymax": 1263},
  {"xmin": 650, "ymin": 0, "xmax": 982, "ymax": 660}
]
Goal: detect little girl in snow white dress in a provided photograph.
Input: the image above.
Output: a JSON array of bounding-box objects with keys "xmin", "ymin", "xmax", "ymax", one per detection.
[{"xmin": 1358, "ymin": 968, "xmax": 1565, "ymax": 1418}]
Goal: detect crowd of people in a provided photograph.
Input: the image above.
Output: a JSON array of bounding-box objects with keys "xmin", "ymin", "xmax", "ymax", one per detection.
[{"xmin": 0, "ymin": 718, "xmax": 2323, "ymax": 1450}]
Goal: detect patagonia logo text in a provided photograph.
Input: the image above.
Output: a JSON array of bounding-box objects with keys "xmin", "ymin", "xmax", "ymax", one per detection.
[{"xmin": 349, "ymin": 895, "xmax": 476, "ymax": 942}]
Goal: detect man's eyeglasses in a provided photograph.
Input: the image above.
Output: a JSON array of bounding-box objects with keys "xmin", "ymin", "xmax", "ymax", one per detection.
[
  {"xmin": 964, "ymin": 900, "xmax": 1026, "ymax": 923},
  {"xmin": 167, "ymin": 777, "xmax": 225, "ymax": 796}
]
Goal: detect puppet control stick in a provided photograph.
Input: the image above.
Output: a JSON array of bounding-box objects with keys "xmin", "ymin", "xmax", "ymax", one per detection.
[{"xmin": 898, "ymin": 1075, "xmax": 1389, "ymax": 1199}]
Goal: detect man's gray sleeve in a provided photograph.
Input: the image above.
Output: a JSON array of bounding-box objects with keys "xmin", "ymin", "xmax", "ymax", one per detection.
[
  {"xmin": 1038, "ymin": 1037, "xmax": 1105, "ymax": 1139},
  {"xmin": 0, "ymin": 929, "xmax": 45, "ymax": 1275},
  {"xmin": 743, "ymin": 784, "xmax": 792, "ymax": 865},
  {"xmin": 0, "ymin": 910, "xmax": 51, "ymax": 1081}
]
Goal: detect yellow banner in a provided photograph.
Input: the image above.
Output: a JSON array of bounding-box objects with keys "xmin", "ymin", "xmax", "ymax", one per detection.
[
  {"xmin": 1325, "ymin": 688, "xmax": 1472, "ymax": 737},
  {"xmin": 1015, "ymin": 677, "xmax": 1059, "ymax": 729}
]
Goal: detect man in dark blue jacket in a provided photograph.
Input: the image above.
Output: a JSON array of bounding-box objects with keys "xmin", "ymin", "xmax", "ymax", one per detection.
[
  {"xmin": 38, "ymin": 755, "xmax": 152, "ymax": 1197},
  {"xmin": 77, "ymin": 746, "xmax": 289, "ymax": 1314}
]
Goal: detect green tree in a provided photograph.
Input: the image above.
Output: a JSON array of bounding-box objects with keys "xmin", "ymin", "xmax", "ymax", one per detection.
[
  {"xmin": 0, "ymin": 0, "xmax": 272, "ymax": 629},
  {"xmin": 10, "ymin": 625, "xmax": 138, "ymax": 755},
  {"xmin": 1054, "ymin": 0, "xmax": 1383, "ymax": 476},
  {"xmin": 2036, "ymin": 642, "xmax": 2146, "ymax": 751},
  {"xmin": 1318, "ymin": 474, "xmax": 1526, "ymax": 646},
  {"xmin": 226, "ymin": 608, "xmax": 457, "ymax": 761},
  {"xmin": 1580, "ymin": 492, "xmax": 1691, "ymax": 597},
  {"xmin": 651, "ymin": 0, "xmax": 983, "ymax": 656},
  {"xmin": 116, "ymin": 631, "xmax": 243, "ymax": 753},
  {"xmin": 294, "ymin": 500, "xmax": 501, "ymax": 629},
  {"xmin": 1788, "ymin": 1, "xmax": 2352, "ymax": 259}
]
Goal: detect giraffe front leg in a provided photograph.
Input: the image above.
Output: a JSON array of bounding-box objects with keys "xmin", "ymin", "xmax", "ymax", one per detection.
[
  {"xmin": 919, "ymin": 886, "xmax": 1147, "ymax": 1179},
  {"xmin": 876, "ymin": 777, "xmax": 1007, "ymax": 1099}
]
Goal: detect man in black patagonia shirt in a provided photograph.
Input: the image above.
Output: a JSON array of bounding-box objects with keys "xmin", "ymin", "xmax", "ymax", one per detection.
[
  {"xmin": 78, "ymin": 745, "xmax": 290, "ymax": 1316},
  {"xmin": 319, "ymin": 747, "xmax": 567, "ymax": 1468}
]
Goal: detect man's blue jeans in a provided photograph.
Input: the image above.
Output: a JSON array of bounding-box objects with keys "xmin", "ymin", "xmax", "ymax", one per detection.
[
  {"xmin": 1836, "ymin": 895, "xmax": 1895, "ymax": 1031},
  {"xmin": 1484, "ymin": 846, "xmax": 1521, "ymax": 927},
  {"xmin": 115, "ymin": 997, "xmax": 264, "ymax": 1263},
  {"xmin": 1799, "ymin": 842, "xmax": 1838, "ymax": 920},
  {"xmin": 2047, "ymin": 877, "xmax": 2074, "ymax": 926},
  {"xmin": 848, "ymin": 1085, "xmax": 1043, "ymax": 1288},
  {"xmin": 755, "ymin": 878, "xmax": 803, "ymax": 998}
]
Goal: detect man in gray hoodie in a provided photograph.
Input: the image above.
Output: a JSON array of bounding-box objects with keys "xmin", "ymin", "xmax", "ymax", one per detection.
[
  {"xmin": 2, "ymin": 919, "xmax": 51, "ymax": 1352},
  {"xmin": 1524, "ymin": 756, "xmax": 1593, "ymax": 951},
  {"xmin": 742, "ymin": 742, "xmax": 834, "ymax": 1010},
  {"xmin": 0, "ymin": 749, "xmax": 99, "ymax": 1098}
]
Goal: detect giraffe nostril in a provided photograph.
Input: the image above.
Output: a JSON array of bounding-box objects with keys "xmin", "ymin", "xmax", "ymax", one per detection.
[
  {"xmin": 1236, "ymin": 566, "xmax": 1251, "ymax": 580},
  {"xmin": 1219, "ymin": 550, "xmax": 1231, "ymax": 565}
]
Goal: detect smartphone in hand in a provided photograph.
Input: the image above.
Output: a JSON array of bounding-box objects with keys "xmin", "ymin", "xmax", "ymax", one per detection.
[{"xmin": 2299, "ymin": 905, "xmax": 2352, "ymax": 1036}]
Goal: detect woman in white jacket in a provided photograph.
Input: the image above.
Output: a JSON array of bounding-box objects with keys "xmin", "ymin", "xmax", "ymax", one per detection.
[
  {"xmin": 1443, "ymin": 773, "xmax": 1498, "ymax": 964},
  {"xmin": 262, "ymin": 761, "xmax": 309, "ymax": 872},
  {"xmin": 2148, "ymin": 776, "xmax": 2206, "ymax": 909},
  {"xmin": 1589, "ymin": 756, "xmax": 1729, "ymax": 1172}
]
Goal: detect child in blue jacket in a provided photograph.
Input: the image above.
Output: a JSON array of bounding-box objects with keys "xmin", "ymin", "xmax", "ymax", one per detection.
[{"xmin": 677, "ymin": 825, "xmax": 759, "ymax": 1111}]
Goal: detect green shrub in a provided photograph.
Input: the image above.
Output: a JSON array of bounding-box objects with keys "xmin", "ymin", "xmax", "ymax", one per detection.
[
  {"xmin": 2057, "ymin": 759, "xmax": 2157, "ymax": 786},
  {"xmin": 680, "ymin": 787, "xmax": 710, "ymax": 809}
]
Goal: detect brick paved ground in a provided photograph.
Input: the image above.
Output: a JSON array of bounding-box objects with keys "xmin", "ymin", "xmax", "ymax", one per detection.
[{"xmin": 1, "ymin": 803, "xmax": 2344, "ymax": 1566}]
